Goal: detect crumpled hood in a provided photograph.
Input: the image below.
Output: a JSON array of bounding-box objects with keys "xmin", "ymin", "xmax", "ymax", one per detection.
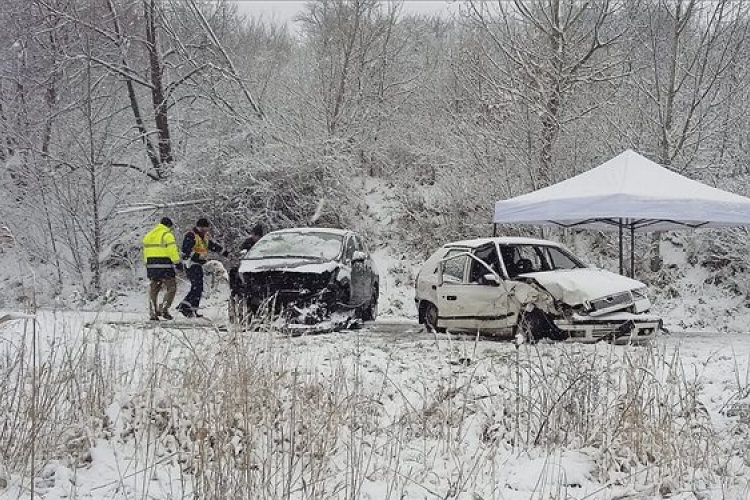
[
  {"xmin": 520, "ymin": 268, "xmax": 646, "ymax": 305},
  {"xmin": 239, "ymin": 258, "xmax": 338, "ymax": 274}
]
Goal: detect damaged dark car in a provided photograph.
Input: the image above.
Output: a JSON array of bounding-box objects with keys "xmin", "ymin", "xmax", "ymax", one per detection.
[{"xmin": 230, "ymin": 228, "xmax": 379, "ymax": 324}]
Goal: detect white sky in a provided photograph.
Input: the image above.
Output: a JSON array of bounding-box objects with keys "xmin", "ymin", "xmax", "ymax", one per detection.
[{"xmin": 232, "ymin": 1, "xmax": 461, "ymax": 25}]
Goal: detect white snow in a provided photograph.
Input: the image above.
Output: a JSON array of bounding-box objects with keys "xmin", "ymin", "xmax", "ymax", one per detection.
[{"xmin": 2, "ymin": 303, "xmax": 750, "ymax": 499}]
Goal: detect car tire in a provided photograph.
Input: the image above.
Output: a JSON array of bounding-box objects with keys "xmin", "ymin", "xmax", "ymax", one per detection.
[
  {"xmin": 361, "ymin": 285, "xmax": 379, "ymax": 322},
  {"xmin": 334, "ymin": 283, "xmax": 351, "ymax": 312},
  {"xmin": 422, "ymin": 302, "xmax": 444, "ymax": 333}
]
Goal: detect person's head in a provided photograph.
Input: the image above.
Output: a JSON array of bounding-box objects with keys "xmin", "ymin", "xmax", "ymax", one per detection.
[
  {"xmin": 250, "ymin": 223, "xmax": 264, "ymax": 242},
  {"xmin": 195, "ymin": 218, "xmax": 210, "ymax": 235},
  {"xmin": 160, "ymin": 216, "xmax": 173, "ymax": 228}
]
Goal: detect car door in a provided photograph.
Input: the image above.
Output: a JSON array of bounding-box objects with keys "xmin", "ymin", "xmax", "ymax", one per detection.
[
  {"xmin": 436, "ymin": 249, "xmax": 515, "ymax": 333},
  {"xmin": 347, "ymin": 235, "xmax": 371, "ymax": 306}
]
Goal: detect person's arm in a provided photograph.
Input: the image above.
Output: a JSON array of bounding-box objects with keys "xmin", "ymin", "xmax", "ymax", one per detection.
[
  {"xmin": 165, "ymin": 232, "xmax": 180, "ymax": 264},
  {"xmin": 182, "ymin": 232, "xmax": 196, "ymax": 260},
  {"xmin": 241, "ymin": 238, "xmax": 254, "ymax": 251},
  {"xmin": 208, "ymin": 239, "xmax": 229, "ymax": 257}
]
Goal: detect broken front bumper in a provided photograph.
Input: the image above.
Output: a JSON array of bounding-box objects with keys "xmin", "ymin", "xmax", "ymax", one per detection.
[{"xmin": 556, "ymin": 312, "xmax": 662, "ymax": 343}]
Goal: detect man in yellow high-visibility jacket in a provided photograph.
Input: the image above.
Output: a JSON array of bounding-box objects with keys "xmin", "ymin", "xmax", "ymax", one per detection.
[{"xmin": 142, "ymin": 217, "xmax": 182, "ymax": 320}]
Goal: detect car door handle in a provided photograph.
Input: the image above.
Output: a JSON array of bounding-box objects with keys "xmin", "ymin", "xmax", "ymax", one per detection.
[{"xmin": 446, "ymin": 295, "xmax": 457, "ymax": 301}]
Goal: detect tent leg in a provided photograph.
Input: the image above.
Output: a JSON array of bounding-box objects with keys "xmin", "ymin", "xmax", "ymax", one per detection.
[
  {"xmin": 630, "ymin": 225, "xmax": 635, "ymax": 278},
  {"xmin": 618, "ymin": 218, "xmax": 623, "ymax": 275},
  {"xmin": 492, "ymin": 223, "xmax": 497, "ymax": 237}
]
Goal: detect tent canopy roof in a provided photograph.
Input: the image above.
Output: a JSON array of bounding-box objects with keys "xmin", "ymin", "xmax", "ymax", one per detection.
[{"xmin": 493, "ymin": 149, "xmax": 750, "ymax": 232}]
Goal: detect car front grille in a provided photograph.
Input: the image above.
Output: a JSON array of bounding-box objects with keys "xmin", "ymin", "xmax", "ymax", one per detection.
[
  {"xmin": 588, "ymin": 291, "xmax": 634, "ymax": 315},
  {"xmin": 241, "ymin": 271, "xmax": 333, "ymax": 308}
]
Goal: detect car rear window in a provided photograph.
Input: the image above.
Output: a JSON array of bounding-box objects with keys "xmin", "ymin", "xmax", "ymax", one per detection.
[{"xmin": 244, "ymin": 232, "xmax": 344, "ymax": 260}]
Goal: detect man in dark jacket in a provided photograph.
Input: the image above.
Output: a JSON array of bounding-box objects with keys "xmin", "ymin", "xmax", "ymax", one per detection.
[
  {"xmin": 177, "ymin": 218, "xmax": 229, "ymax": 317},
  {"xmin": 142, "ymin": 217, "xmax": 181, "ymax": 320},
  {"xmin": 240, "ymin": 224, "xmax": 264, "ymax": 252}
]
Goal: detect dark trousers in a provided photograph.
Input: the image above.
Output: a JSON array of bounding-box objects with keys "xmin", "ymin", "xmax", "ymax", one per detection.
[{"xmin": 179, "ymin": 265, "xmax": 204, "ymax": 312}]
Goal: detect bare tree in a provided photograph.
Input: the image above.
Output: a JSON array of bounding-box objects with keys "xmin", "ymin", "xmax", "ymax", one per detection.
[
  {"xmin": 628, "ymin": 0, "xmax": 750, "ymax": 167},
  {"xmin": 465, "ymin": 0, "xmax": 627, "ymax": 187},
  {"xmin": 32, "ymin": 0, "xmax": 266, "ymax": 180},
  {"xmin": 626, "ymin": 0, "xmax": 750, "ymax": 270},
  {"xmin": 297, "ymin": 0, "xmax": 404, "ymax": 142}
]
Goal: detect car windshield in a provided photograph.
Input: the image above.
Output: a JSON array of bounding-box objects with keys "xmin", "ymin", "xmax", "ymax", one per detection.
[
  {"xmin": 500, "ymin": 243, "xmax": 585, "ymax": 278},
  {"xmin": 243, "ymin": 231, "xmax": 344, "ymax": 261},
  {"xmin": 543, "ymin": 245, "xmax": 586, "ymax": 270}
]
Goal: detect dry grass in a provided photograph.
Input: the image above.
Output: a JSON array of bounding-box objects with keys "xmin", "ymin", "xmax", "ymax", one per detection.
[{"xmin": 0, "ymin": 314, "xmax": 748, "ymax": 499}]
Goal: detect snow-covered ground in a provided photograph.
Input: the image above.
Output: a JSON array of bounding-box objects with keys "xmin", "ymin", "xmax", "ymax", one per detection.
[{"xmin": 2, "ymin": 270, "xmax": 750, "ymax": 499}]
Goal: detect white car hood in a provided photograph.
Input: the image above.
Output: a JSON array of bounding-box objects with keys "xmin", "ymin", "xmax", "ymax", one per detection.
[{"xmin": 520, "ymin": 268, "xmax": 645, "ymax": 305}]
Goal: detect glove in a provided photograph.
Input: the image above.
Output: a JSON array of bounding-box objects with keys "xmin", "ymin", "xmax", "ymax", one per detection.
[
  {"xmin": 222, "ymin": 250, "xmax": 229, "ymax": 258},
  {"xmin": 175, "ymin": 262, "xmax": 184, "ymax": 272}
]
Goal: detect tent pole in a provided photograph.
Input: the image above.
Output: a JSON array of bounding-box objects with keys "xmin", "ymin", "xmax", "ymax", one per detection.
[
  {"xmin": 618, "ymin": 218, "xmax": 624, "ymax": 275},
  {"xmin": 630, "ymin": 224, "xmax": 635, "ymax": 278},
  {"xmin": 492, "ymin": 223, "xmax": 497, "ymax": 237}
]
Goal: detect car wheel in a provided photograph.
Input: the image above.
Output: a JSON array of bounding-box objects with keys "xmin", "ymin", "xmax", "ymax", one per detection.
[
  {"xmin": 333, "ymin": 283, "xmax": 351, "ymax": 312},
  {"xmin": 422, "ymin": 302, "xmax": 444, "ymax": 333},
  {"xmin": 361, "ymin": 286, "xmax": 379, "ymax": 322}
]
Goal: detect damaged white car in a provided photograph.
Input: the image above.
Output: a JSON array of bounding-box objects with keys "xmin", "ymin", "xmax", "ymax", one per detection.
[{"xmin": 415, "ymin": 237, "xmax": 662, "ymax": 343}]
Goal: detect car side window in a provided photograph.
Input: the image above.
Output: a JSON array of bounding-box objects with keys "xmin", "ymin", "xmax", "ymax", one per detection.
[
  {"xmin": 442, "ymin": 249, "xmax": 469, "ymax": 283},
  {"xmin": 501, "ymin": 245, "xmax": 544, "ymax": 278},
  {"xmin": 470, "ymin": 245, "xmax": 500, "ymax": 283}
]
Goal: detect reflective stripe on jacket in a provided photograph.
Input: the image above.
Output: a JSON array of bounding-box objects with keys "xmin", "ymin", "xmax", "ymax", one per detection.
[{"xmin": 142, "ymin": 223, "xmax": 180, "ymax": 266}]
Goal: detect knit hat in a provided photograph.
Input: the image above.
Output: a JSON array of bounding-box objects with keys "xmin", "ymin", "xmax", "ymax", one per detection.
[
  {"xmin": 196, "ymin": 218, "xmax": 210, "ymax": 228},
  {"xmin": 251, "ymin": 224, "xmax": 264, "ymax": 237},
  {"xmin": 160, "ymin": 217, "xmax": 173, "ymax": 228}
]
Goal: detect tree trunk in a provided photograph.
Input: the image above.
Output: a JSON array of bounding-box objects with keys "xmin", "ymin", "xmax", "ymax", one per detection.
[
  {"xmin": 105, "ymin": 0, "xmax": 163, "ymax": 179},
  {"xmin": 144, "ymin": 0, "xmax": 173, "ymax": 166}
]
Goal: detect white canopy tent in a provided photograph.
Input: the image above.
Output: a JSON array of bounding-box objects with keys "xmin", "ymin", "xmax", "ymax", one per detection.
[{"xmin": 493, "ymin": 149, "xmax": 750, "ymax": 275}]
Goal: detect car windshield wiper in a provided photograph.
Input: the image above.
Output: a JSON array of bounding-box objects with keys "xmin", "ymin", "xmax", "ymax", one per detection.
[{"xmin": 245, "ymin": 254, "xmax": 324, "ymax": 260}]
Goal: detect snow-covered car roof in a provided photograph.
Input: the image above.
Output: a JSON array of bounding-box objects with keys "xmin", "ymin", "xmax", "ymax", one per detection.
[
  {"xmin": 269, "ymin": 227, "xmax": 352, "ymax": 237},
  {"xmin": 445, "ymin": 236, "xmax": 565, "ymax": 249}
]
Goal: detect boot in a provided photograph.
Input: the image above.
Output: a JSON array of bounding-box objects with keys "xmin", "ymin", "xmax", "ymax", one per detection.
[
  {"xmin": 161, "ymin": 310, "xmax": 174, "ymax": 320},
  {"xmin": 177, "ymin": 305, "xmax": 194, "ymax": 318}
]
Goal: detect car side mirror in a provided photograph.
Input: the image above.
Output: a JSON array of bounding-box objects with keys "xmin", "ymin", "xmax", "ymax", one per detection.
[
  {"xmin": 482, "ymin": 273, "xmax": 500, "ymax": 286},
  {"xmin": 352, "ymin": 251, "xmax": 367, "ymax": 263}
]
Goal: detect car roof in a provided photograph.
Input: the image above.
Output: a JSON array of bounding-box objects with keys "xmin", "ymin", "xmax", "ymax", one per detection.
[
  {"xmin": 268, "ymin": 227, "xmax": 352, "ymax": 237},
  {"xmin": 445, "ymin": 236, "xmax": 565, "ymax": 249}
]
